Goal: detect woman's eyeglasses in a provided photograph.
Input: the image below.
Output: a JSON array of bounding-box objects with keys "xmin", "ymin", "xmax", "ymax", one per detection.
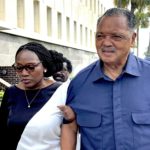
[{"xmin": 13, "ymin": 62, "xmax": 41, "ymax": 73}]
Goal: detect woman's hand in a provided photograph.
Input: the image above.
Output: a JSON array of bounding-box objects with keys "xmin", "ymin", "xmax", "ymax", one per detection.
[{"xmin": 57, "ymin": 105, "xmax": 76, "ymax": 122}]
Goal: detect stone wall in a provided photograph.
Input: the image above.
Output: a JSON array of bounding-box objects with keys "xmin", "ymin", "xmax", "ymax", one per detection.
[{"xmin": 0, "ymin": 66, "xmax": 18, "ymax": 89}]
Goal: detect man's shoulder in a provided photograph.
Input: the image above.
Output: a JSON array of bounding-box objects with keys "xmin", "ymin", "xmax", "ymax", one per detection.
[
  {"xmin": 137, "ymin": 56, "xmax": 150, "ymax": 67},
  {"xmin": 131, "ymin": 55, "xmax": 150, "ymax": 76},
  {"xmin": 129, "ymin": 53, "xmax": 150, "ymax": 69},
  {"xmin": 74, "ymin": 60, "xmax": 98, "ymax": 79},
  {"xmin": 69, "ymin": 60, "xmax": 99, "ymax": 88},
  {"xmin": 66, "ymin": 61, "xmax": 99, "ymax": 101}
]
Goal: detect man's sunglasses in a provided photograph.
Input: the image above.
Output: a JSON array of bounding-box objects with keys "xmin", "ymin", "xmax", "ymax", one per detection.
[{"xmin": 13, "ymin": 62, "xmax": 41, "ymax": 72}]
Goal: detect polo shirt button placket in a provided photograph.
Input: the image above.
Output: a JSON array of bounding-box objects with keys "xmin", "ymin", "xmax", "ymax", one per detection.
[{"xmin": 113, "ymin": 79, "xmax": 124, "ymax": 150}]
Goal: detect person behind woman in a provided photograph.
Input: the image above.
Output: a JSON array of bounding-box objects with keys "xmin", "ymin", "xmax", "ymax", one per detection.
[
  {"xmin": 52, "ymin": 57, "xmax": 73, "ymax": 82},
  {"xmin": 0, "ymin": 42, "xmax": 69, "ymax": 150}
]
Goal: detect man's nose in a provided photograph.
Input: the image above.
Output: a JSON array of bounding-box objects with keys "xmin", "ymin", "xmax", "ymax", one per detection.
[{"xmin": 102, "ymin": 36, "xmax": 113, "ymax": 46}]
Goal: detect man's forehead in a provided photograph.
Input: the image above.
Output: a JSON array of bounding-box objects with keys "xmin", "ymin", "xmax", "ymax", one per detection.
[
  {"xmin": 97, "ymin": 16, "xmax": 129, "ymax": 32},
  {"xmin": 98, "ymin": 15, "xmax": 127, "ymax": 25}
]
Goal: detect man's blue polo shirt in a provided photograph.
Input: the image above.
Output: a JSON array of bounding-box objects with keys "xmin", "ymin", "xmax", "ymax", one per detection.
[{"xmin": 65, "ymin": 53, "xmax": 150, "ymax": 150}]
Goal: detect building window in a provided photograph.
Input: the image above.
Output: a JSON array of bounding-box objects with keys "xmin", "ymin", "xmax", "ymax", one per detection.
[
  {"xmin": 90, "ymin": 0, "xmax": 92, "ymax": 10},
  {"xmin": 94, "ymin": 0, "xmax": 96, "ymax": 13},
  {"xmin": 104, "ymin": 7, "xmax": 106, "ymax": 13},
  {"xmin": 90, "ymin": 29, "xmax": 92, "ymax": 48},
  {"xmin": 85, "ymin": 27, "xmax": 88, "ymax": 46},
  {"xmin": 74, "ymin": 21, "xmax": 77, "ymax": 43},
  {"xmin": 34, "ymin": 0, "xmax": 40, "ymax": 33},
  {"xmin": 66, "ymin": 17, "xmax": 70, "ymax": 42},
  {"xmin": 80, "ymin": 24, "xmax": 83, "ymax": 45},
  {"xmin": 47, "ymin": 7, "xmax": 52, "ymax": 37},
  {"xmin": 98, "ymin": 0, "xmax": 100, "ymax": 16},
  {"xmin": 85, "ymin": 0, "xmax": 88, "ymax": 7},
  {"xmin": 17, "ymin": 0, "xmax": 25, "ymax": 28},
  {"xmin": 0, "ymin": 0, "xmax": 5, "ymax": 20},
  {"xmin": 57, "ymin": 12, "xmax": 62, "ymax": 40},
  {"xmin": 101, "ymin": 4, "xmax": 103, "ymax": 15}
]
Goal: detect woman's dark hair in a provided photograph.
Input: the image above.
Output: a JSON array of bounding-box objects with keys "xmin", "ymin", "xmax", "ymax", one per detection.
[{"xmin": 15, "ymin": 42, "xmax": 64, "ymax": 77}]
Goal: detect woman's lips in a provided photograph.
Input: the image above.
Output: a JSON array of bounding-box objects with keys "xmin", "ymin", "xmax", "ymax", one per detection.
[{"xmin": 21, "ymin": 79, "xmax": 31, "ymax": 84}]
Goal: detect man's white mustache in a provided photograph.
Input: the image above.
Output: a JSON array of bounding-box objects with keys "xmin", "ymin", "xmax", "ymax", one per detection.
[{"xmin": 101, "ymin": 47, "xmax": 116, "ymax": 52}]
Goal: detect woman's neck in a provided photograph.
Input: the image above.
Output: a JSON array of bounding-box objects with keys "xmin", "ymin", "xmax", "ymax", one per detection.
[{"xmin": 17, "ymin": 78, "xmax": 55, "ymax": 90}]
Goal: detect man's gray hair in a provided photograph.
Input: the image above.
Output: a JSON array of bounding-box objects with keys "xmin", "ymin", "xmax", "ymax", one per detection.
[{"xmin": 97, "ymin": 8, "xmax": 136, "ymax": 31}]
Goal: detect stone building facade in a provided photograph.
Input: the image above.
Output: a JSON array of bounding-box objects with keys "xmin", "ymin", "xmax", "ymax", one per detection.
[{"xmin": 0, "ymin": 0, "xmax": 114, "ymax": 87}]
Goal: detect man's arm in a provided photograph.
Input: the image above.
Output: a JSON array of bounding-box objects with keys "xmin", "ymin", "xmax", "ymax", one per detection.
[{"xmin": 61, "ymin": 120, "xmax": 78, "ymax": 150}]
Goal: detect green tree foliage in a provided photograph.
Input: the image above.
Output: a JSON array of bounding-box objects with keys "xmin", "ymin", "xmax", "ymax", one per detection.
[
  {"xmin": 114, "ymin": 0, "xmax": 129, "ymax": 8},
  {"xmin": 0, "ymin": 90, "xmax": 4, "ymax": 105},
  {"xmin": 114, "ymin": 0, "xmax": 150, "ymax": 13}
]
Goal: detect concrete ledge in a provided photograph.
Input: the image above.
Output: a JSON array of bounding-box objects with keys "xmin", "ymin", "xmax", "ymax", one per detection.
[{"xmin": 0, "ymin": 78, "xmax": 11, "ymax": 87}]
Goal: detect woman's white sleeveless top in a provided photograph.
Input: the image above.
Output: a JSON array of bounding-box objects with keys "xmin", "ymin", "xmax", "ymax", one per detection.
[{"xmin": 17, "ymin": 81, "xmax": 70, "ymax": 150}]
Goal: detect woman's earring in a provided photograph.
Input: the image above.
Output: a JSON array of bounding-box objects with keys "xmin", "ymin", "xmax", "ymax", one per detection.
[{"xmin": 44, "ymin": 69, "xmax": 47, "ymax": 73}]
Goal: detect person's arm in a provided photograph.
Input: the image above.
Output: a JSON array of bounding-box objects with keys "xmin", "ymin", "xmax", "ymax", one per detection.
[
  {"xmin": 58, "ymin": 105, "xmax": 78, "ymax": 150},
  {"xmin": 61, "ymin": 120, "xmax": 78, "ymax": 150},
  {"xmin": 58, "ymin": 105, "xmax": 75, "ymax": 121},
  {"xmin": 0, "ymin": 88, "xmax": 9, "ymax": 146}
]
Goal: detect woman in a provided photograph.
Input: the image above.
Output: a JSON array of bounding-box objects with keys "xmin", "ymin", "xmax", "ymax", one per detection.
[{"xmin": 0, "ymin": 42, "xmax": 70, "ymax": 150}]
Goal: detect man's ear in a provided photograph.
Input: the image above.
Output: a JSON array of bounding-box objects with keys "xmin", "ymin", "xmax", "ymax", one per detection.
[{"xmin": 131, "ymin": 32, "xmax": 136, "ymax": 47}]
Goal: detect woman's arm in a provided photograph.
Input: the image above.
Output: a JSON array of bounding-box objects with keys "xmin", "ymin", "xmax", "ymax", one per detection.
[
  {"xmin": 58, "ymin": 105, "xmax": 76, "ymax": 121},
  {"xmin": 61, "ymin": 120, "xmax": 78, "ymax": 150},
  {"xmin": 58, "ymin": 105, "xmax": 78, "ymax": 150}
]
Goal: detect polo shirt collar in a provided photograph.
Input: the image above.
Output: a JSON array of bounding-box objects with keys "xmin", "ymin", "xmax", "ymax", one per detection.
[
  {"xmin": 92, "ymin": 53, "xmax": 141, "ymax": 82},
  {"xmin": 123, "ymin": 53, "xmax": 141, "ymax": 76}
]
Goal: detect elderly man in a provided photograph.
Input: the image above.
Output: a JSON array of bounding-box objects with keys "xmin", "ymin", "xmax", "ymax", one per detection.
[{"xmin": 60, "ymin": 8, "xmax": 150, "ymax": 150}]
